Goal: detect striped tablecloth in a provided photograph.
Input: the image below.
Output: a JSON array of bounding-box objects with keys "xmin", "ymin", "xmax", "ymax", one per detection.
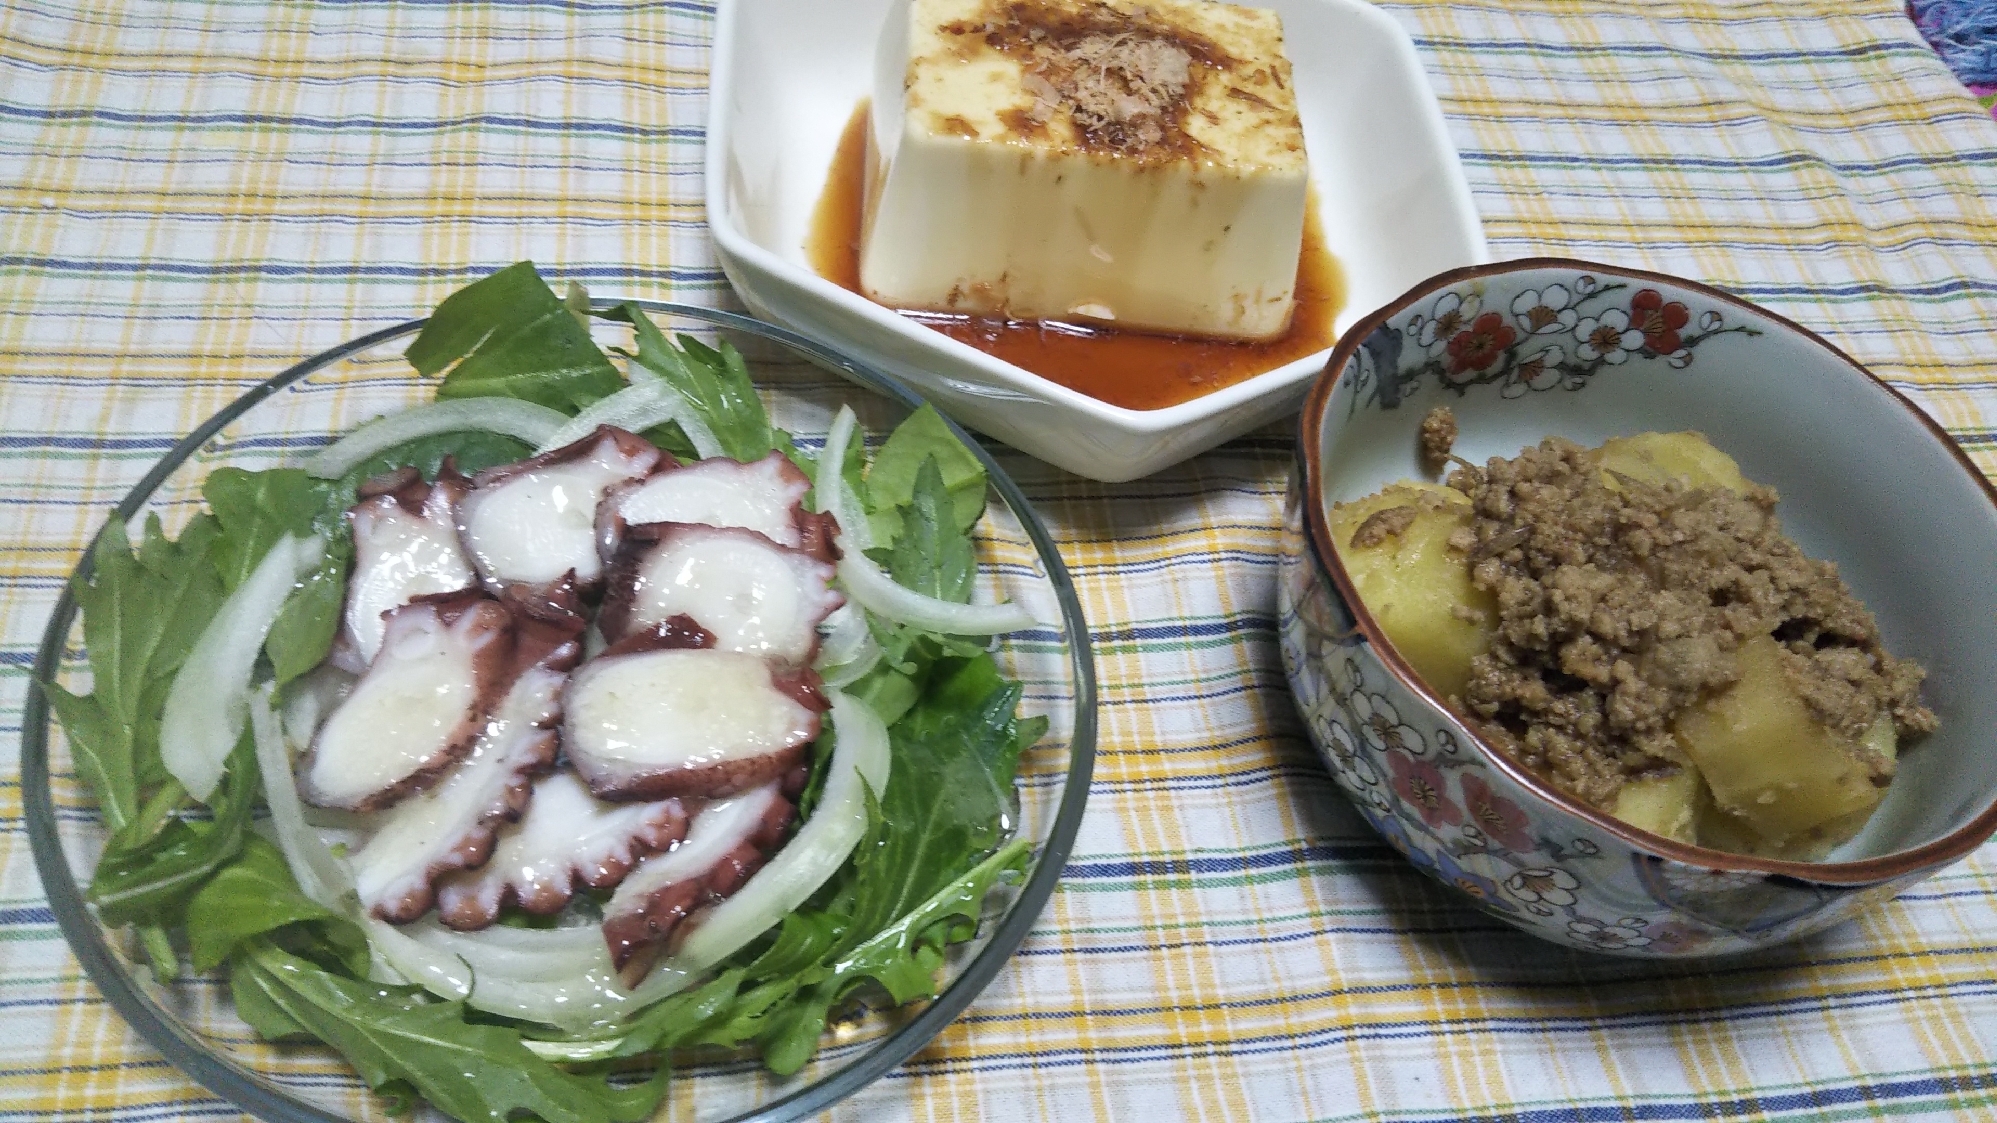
[{"xmin": 4, "ymin": 1, "xmax": 1996, "ymax": 1120}]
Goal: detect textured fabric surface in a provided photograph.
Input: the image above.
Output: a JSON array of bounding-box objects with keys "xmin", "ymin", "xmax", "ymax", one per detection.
[
  {"xmin": 1910, "ymin": 0, "xmax": 1997, "ymax": 118},
  {"xmin": 4, "ymin": 1, "xmax": 1996, "ymax": 1121},
  {"xmin": 1911, "ymin": 0, "xmax": 1997, "ymax": 85}
]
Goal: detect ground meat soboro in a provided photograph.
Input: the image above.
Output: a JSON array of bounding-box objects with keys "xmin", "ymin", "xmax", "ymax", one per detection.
[
  {"xmin": 1417, "ymin": 405, "xmax": 1457, "ymax": 472},
  {"xmin": 1446, "ymin": 437, "xmax": 1934, "ymax": 810}
]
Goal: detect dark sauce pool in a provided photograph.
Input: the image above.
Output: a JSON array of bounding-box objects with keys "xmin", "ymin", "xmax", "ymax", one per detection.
[{"xmin": 806, "ymin": 103, "xmax": 1344, "ymax": 412}]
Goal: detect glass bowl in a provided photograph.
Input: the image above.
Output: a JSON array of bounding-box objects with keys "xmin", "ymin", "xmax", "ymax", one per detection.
[{"xmin": 21, "ymin": 302, "xmax": 1097, "ymax": 1122}]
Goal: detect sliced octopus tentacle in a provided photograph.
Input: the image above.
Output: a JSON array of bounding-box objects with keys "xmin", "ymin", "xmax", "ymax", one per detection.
[
  {"xmin": 432, "ymin": 771, "xmax": 691, "ymax": 931},
  {"xmin": 457, "ymin": 425, "xmax": 661, "ymax": 595},
  {"xmin": 349, "ymin": 612, "xmax": 583, "ymax": 922},
  {"xmin": 342, "ymin": 463, "xmax": 478, "ymax": 666},
  {"xmin": 300, "ymin": 590, "xmax": 515, "ymax": 812},
  {"xmin": 600, "ymin": 782, "xmax": 795, "ymax": 983},
  {"xmin": 565, "ymin": 641, "xmax": 828, "ymax": 801},
  {"xmin": 595, "ymin": 522, "xmax": 843, "ymax": 659},
  {"xmin": 596, "ymin": 451, "xmax": 834, "ymax": 562},
  {"xmin": 493, "ymin": 569, "xmax": 587, "ymax": 629}
]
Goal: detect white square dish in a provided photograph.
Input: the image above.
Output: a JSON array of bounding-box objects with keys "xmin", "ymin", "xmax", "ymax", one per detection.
[{"xmin": 706, "ymin": 0, "xmax": 1488, "ymax": 482}]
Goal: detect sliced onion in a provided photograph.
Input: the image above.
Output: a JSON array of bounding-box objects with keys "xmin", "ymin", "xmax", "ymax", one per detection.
[
  {"xmin": 822, "ymin": 647, "xmax": 881, "ymax": 690},
  {"xmin": 279, "ymin": 663, "xmax": 352, "ymax": 749},
  {"xmin": 633, "ymin": 690, "xmax": 890, "ymax": 1003},
  {"xmin": 835, "ymin": 548, "xmax": 1037, "ymax": 637},
  {"xmin": 814, "ymin": 602, "xmax": 878, "ymax": 687},
  {"xmin": 304, "ymin": 399, "xmax": 568, "ymax": 479},
  {"xmin": 256, "ymin": 680, "xmax": 653, "ymax": 1032},
  {"xmin": 160, "ymin": 533, "xmax": 326, "ymax": 802},
  {"xmin": 364, "ymin": 917, "xmax": 666, "ymax": 1033},
  {"xmin": 363, "ymin": 917, "xmax": 471, "ymax": 999},
  {"xmin": 521, "ymin": 1036, "xmax": 626, "ymax": 1064},
  {"xmin": 534, "ymin": 380, "xmax": 723, "ymax": 459},
  {"xmin": 248, "ymin": 686, "xmax": 353, "ymax": 911},
  {"xmin": 407, "ymin": 918, "xmax": 605, "ymax": 978},
  {"xmin": 815, "ymin": 405, "xmax": 874, "ymax": 551}
]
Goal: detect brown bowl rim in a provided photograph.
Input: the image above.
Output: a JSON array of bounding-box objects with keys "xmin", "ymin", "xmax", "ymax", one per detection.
[{"xmin": 1297, "ymin": 254, "xmax": 1997, "ymax": 885}]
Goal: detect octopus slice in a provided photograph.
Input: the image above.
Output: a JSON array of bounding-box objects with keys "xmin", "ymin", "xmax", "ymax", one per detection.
[
  {"xmin": 457, "ymin": 425, "xmax": 661, "ymax": 594},
  {"xmin": 565, "ymin": 643, "xmax": 828, "ymax": 801},
  {"xmin": 300, "ymin": 591, "xmax": 514, "ymax": 812},
  {"xmin": 432, "ymin": 771, "xmax": 690, "ymax": 930},
  {"xmin": 342, "ymin": 464, "xmax": 477, "ymax": 666},
  {"xmin": 600, "ymin": 782, "xmax": 794, "ymax": 981},
  {"xmin": 347, "ymin": 614, "xmax": 583, "ymax": 922},
  {"xmin": 494, "ymin": 569, "xmax": 586, "ymax": 626},
  {"xmin": 597, "ymin": 451, "xmax": 838, "ymax": 562},
  {"xmin": 596, "ymin": 523, "xmax": 843, "ymax": 661}
]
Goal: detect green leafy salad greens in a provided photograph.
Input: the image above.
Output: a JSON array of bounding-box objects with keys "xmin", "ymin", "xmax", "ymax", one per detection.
[{"xmin": 47, "ymin": 262, "xmax": 1047, "ymax": 1122}]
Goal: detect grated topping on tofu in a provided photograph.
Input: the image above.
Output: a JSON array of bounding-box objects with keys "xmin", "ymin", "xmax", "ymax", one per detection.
[
  {"xmin": 948, "ymin": 0, "xmax": 1231, "ymax": 157},
  {"xmin": 1026, "ymin": 31, "xmax": 1192, "ymax": 149}
]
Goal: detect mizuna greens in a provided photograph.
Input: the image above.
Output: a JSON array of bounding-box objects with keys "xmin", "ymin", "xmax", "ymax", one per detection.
[{"xmin": 48, "ymin": 262, "xmax": 1047, "ymax": 1122}]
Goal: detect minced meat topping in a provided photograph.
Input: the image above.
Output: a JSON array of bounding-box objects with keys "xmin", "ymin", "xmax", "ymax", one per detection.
[
  {"xmin": 1445, "ymin": 437, "xmax": 1935, "ymax": 810},
  {"xmin": 1418, "ymin": 405, "xmax": 1457, "ymax": 472}
]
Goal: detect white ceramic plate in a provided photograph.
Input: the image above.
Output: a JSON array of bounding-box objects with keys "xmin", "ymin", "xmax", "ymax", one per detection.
[{"xmin": 707, "ymin": 0, "xmax": 1489, "ymax": 482}]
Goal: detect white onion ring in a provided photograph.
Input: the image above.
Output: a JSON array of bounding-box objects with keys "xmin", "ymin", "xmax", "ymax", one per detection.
[
  {"xmin": 814, "ymin": 602, "xmax": 881, "ymax": 689},
  {"xmin": 304, "ymin": 399, "xmax": 567, "ymax": 479},
  {"xmin": 534, "ymin": 380, "xmax": 722, "ymax": 459},
  {"xmin": 248, "ymin": 686, "xmax": 353, "ymax": 911},
  {"xmin": 835, "ymin": 548, "xmax": 1038, "ymax": 636},
  {"xmin": 815, "ymin": 405, "xmax": 874, "ymax": 551},
  {"xmin": 160, "ymin": 533, "xmax": 325, "ymax": 802},
  {"xmin": 629, "ymin": 690, "xmax": 891, "ymax": 1004},
  {"xmin": 363, "ymin": 916, "xmax": 648, "ymax": 1033}
]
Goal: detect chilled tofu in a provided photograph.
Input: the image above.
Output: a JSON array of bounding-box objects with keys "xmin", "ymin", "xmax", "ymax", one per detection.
[{"xmin": 862, "ymin": 0, "xmax": 1309, "ymax": 341}]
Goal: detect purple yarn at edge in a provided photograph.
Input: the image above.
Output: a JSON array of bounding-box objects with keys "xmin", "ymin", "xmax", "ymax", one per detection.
[{"xmin": 1910, "ymin": 0, "xmax": 1997, "ymax": 85}]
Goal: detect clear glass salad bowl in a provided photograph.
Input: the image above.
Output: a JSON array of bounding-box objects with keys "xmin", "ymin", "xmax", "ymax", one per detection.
[{"xmin": 21, "ymin": 302, "xmax": 1097, "ymax": 1122}]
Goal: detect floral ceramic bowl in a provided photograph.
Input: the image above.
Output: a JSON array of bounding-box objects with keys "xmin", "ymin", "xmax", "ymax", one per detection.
[{"xmin": 1278, "ymin": 258, "xmax": 1997, "ymax": 957}]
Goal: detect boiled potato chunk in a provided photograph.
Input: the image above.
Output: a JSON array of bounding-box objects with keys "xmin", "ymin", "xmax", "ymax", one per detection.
[
  {"xmin": 1596, "ymin": 431, "xmax": 1747, "ymax": 494},
  {"xmin": 1693, "ymin": 796, "xmax": 1777, "ymax": 858},
  {"xmin": 1696, "ymin": 792, "xmax": 1876, "ymax": 861},
  {"xmin": 1328, "ymin": 483, "xmax": 1495, "ymax": 701},
  {"xmin": 1610, "ymin": 767, "xmax": 1702, "ymax": 843},
  {"xmin": 1672, "ymin": 635, "xmax": 1885, "ymax": 845}
]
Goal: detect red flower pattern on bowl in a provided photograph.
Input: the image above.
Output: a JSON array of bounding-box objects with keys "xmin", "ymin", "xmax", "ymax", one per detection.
[
  {"xmin": 1630, "ymin": 288, "xmax": 1690, "ymax": 354},
  {"xmin": 1445, "ymin": 312, "xmax": 1517, "ymax": 375},
  {"xmin": 1389, "ymin": 752, "xmax": 1461, "ymax": 828},
  {"xmin": 1459, "ymin": 773, "xmax": 1535, "ymax": 853},
  {"xmin": 1278, "ymin": 258, "xmax": 1997, "ymax": 957}
]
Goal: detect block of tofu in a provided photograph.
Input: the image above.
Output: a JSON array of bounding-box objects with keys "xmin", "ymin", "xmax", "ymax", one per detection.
[{"xmin": 861, "ymin": 0, "xmax": 1309, "ymax": 341}]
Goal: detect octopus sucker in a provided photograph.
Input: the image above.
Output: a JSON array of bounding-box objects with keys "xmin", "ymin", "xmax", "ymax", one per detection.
[
  {"xmin": 564, "ymin": 647, "xmax": 828, "ymax": 801},
  {"xmin": 595, "ymin": 522, "xmax": 843, "ymax": 660},
  {"xmin": 596, "ymin": 450, "xmax": 835, "ymax": 563},
  {"xmin": 600, "ymin": 782, "xmax": 795, "ymax": 982},
  {"xmin": 342, "ymin": 462, "xmax": 477, "ymax": 666},
  {"xmin": 301, "ymin": 590, "xmax": 515, "ymax": 812},
  {"xmin": 433, "ymin": 771, "xmax": 691, "ymax": 931},
  {"xmin": 457, "ymin": 426, "xmax": 662, "ymax": 594}
]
